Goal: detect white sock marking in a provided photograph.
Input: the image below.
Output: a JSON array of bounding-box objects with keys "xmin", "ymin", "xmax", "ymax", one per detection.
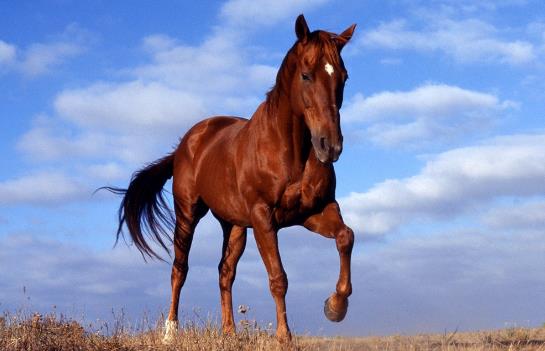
[{"xmin": 163, "ymin": 320, "xmax": 179, "ymax": 344}]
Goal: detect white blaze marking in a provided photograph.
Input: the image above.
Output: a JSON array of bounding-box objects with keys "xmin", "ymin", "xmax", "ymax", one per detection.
[{"xmin": 325, "ymin": 62, "xmax": 334, "ymax": 76}]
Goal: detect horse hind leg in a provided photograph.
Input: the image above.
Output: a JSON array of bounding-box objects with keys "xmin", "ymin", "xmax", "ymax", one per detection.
[
  {"xmin": 163, "ymin": 197, "xmax": 208, "ymax": 344},
  {"xmin": 218, "ymin": 221, "xmax": 247, "ymax": 334}
]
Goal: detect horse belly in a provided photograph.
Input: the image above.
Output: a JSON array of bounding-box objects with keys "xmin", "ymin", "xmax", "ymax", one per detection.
[
  {"xmin": 198, "ymin": 163, "xmax": 250, "ymax": 226},
  {"xmin": 191, "ymin": 119, "xmax": 251, "ymax": 226}
]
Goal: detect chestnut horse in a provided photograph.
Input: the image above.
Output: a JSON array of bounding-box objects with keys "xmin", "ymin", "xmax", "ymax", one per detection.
[{"xmin": 108, "ymin": 15, "xmax": 356, "ymax": 342}]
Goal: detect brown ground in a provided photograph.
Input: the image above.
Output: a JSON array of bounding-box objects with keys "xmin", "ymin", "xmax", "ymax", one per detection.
[{"xmin": 1, "ymin": 312, "xmax": 544, "ymax": 350}]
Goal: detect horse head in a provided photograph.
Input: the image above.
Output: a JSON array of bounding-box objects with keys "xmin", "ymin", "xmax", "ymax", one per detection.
[{"xmin": 290, "ymin": 15, "xmax": 356, "ymax": 164}]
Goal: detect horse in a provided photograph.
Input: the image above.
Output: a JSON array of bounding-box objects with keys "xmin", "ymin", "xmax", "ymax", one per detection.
[{"xmin": 107, "ymin": 14, "xmax": 356, "ymax": 343}]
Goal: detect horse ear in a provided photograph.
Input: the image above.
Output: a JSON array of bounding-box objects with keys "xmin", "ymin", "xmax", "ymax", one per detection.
[
  {"xmin": 295, "ymin": 14, "xmax": 310, "ymax": 42},
  {"xmin": 335, "ymin": 23, "xmax": 357, "ymax": 51}
]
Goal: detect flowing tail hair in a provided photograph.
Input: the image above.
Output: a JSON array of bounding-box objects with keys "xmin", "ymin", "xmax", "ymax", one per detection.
[{"xmin": 101, "ymin": 154, "xmax": 175, "ymax": 260}]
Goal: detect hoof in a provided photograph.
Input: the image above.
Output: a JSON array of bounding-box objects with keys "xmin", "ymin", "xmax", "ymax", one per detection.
[
  {"xmin": 221, "ymin": 325, "xmax": 236, "ymax": 336},
  {"xmin": 276, "ymin": 330, "xmax": 292, "ymax": 344},
  {"xmin": 162, "ymin": 319, "xmax": 179, "ymax": 344},
  {"xmin": 324, "ymin": 295, "xmax": 348, "ymax": 322}
]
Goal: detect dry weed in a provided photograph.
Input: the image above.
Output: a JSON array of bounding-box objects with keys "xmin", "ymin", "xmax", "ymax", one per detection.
[{"xmin": 1, "ymin": 311, "xmax": 544, "ymax": 351}]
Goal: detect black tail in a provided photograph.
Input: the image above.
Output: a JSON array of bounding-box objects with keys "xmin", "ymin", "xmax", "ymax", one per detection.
[{"xmin": 102, "ymin": 153, "xmax": 175, "ymax": 260}]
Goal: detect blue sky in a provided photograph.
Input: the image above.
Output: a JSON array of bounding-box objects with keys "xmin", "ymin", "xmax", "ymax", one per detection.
[{"xmin": 1, "ymin": 0, "xmax": 545, "ymax": 336}]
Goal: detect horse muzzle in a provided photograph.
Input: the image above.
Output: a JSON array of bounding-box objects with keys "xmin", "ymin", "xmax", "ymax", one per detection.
[{"xmin": 312, "ymin": 135, "xmax": 343, "ymax": 164}]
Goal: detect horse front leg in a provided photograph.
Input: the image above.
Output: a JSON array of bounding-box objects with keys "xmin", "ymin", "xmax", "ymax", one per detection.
[
  {"xmin": 251, "ymin": 203, "xmax": 291, "ymax": 342},
  {"xmin": 303, "ymin": 201, "xmax": 354, "ymax": 322}
]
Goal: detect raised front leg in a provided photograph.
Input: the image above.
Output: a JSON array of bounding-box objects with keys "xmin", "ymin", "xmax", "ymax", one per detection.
[
  {"xmin": 251, "ymin": 203, "xmax": 291, "ymax": 342},
  {"xmin": 303, "ymin": 201, "xmax": 354, "ymax": 322},
  {"xmin": 218, "ymin": 223, "xmax": 247, "ymax": 334}
]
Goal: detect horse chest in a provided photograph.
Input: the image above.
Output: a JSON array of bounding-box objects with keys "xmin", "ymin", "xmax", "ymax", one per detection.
[{"xmin": 276, "ymin": 161, "xmax": 333, "ymax": 224}]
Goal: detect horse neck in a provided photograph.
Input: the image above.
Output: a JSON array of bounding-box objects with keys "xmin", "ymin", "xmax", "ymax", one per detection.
[{"xmin": 250, "ymin": 93, "xmax": 310, "ymax": 167}]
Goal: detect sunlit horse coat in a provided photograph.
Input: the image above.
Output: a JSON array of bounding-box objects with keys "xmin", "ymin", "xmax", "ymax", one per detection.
[{"xmin": 108, "ymin": 14, "xmax": 356, "ymax": 343}]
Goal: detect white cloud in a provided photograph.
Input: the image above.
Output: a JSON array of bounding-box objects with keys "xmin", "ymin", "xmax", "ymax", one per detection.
[
  {"xmin": 425, "ymin": 0, "xmax": 529, "ymax": 14},
  {"xmin": 0, "ymin": 171, "xmax": 86, "ymax": 205},
  {"xmin": 132, "ymin": 32, "xmax": 278, "ymax": 102},
  {"xmin": 141, "ymin": 34, "xmax": 178, "ymax": 52},
  {"xmin": 379, "ymin": 57, "xmax": 402, "ymax": 65},
  {"xmin": 483, "ymin": 200, "xmax": 545, "ymax": 230},
  {"xmin": 340, "ymin": 133, "xmax": 545, "ymax": 236},
  {"xmin": 55, "ymin": 81, "xmax": 206, "ymax": 133},
  {"xmin": 344, "ymin": 84, "xmax": 504, "ymax": 123},
  {"xmin": 19, "ymin": 41, "xmax": 84, "ymax": 76},
  {"xmin": 18, "ymin": 34, "xmax": 276, "ymax": 166},
  {"xmin": 220, "ymin": 0, "xmax": 329, "ymax": 27},
  {"xmin": 17, "ymin": 118, "xmax": 115, "ymax": 162},
  {"xmin": 360, "ymin": 18, "xmax": 535, "ymax": 64},
  {"xmin": 342, "ymin": 84, "xmax": 514, "ymax": 147},
  {"xmin": 0, "ymin": 40, "xmax": 16, "ymax": 65},
  {"xmin": 17, "ymin": 116, "xmax": 179, "ymax": 165},
  {"xmin": 84, "ymin": 162, "xmax": 127, "ymax": 182},
  {"xmin": 0, "ymin": 25, "xmax": 88, "ymax": 77}
]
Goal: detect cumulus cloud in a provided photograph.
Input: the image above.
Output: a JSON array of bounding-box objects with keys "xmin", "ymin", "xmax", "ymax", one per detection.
[
  {"xmin": 84, "ymin": 162, "xmax": 128, "ymax": 182},
  {"xmin": 0, "ymin": 40, "xmax": 16, "ymax": 65},
  {"xmin": 483, "ymin": 200, "xmax": 545, "ymax": 230},
  {"xmin": 342, "ymin": 84, "xmax": 515, "ymax": 147},
  {"xmin": 17, "ymin": 113, "xmax": 186, "ymax": 166},
  {"xmin": 131, "ymin": 34, "xmax": 277, "ymax": 108},
  {"xmin": 19, "ymin": 41, "xmax": 84, "ymax": 76},
  {"xmin": 18, "ymin": 35, "xmax": 276, "ymax": 167},
  {"xmin": 360, "ymin": 18, "xmax": 535, "ymax": 64},
  {"xmin": 17, "ymin": 117, "xmax": 116, "ymax": 162},
  {"xmin": 1, "ymin": 25, "xmax": 88, "ymax": 77},
  {"xmin": 0, "ymin": 171, "xmax": 87, "ymax": 205},
  {"xmin": 427, "ymin": 0, "xmax": 529, "ymax": 14},
  {"xmin": 340, "ymin": 133, "xmax": 545, "ymax": 236},
  {"xmin": 55, "ymin": 81, "xmax": 207, "ymax": 133}
]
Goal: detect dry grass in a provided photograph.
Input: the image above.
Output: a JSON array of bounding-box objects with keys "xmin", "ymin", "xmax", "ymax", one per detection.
[
  {"xmin": 304, "ymin": 328, "xmax": 545, "ymax": 351},
  {"xmin": 1, "ymin": 311, "xmax": 544, "ymax": 351}
]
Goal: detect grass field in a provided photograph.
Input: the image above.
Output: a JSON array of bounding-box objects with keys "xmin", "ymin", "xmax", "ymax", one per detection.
[{"xmin": 1, "ymin": 312, "xmax": 545, "ymax": 350}]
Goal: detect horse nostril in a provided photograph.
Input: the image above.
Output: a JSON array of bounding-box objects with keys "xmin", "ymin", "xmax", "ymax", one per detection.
[{"xmin": 320, "ymin": 137, "xmax": 327, "ymax": 151}]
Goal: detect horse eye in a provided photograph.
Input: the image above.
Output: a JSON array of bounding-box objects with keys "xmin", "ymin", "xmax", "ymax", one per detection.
[{"xmin": 302, "ymin": 73, "xmax": 311, "ymax": 81}]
